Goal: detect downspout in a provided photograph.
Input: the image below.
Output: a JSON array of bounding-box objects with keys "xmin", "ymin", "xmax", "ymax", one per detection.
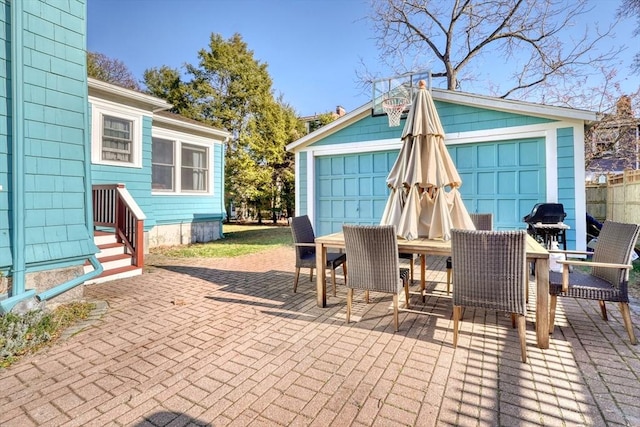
[
  {"xmin": 0, "ymin": 1, "xmax": 36, "ymax": 313},
  {"xmin": 10, "ymin": 0, "xmax": 27, "ymax": 296},
  {"xmin": 219, "ymin": 138, "xmax": 228, "ymax": 239},
  {"xmin": 35, "ymin": 256, "xmax": 102, "ymax": 302}
]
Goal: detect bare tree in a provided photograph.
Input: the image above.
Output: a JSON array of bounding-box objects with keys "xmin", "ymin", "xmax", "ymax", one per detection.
[
  {"xmin": 87, "ymin": 51, "xmax": 140, "ymax": 91},
  {"xmin": 618, "ymin": 0, "xmax": 640, "ymax": 73},
  {"xmin": 368, "ymin": 0, "xmax": 623, "ymax": 101}
]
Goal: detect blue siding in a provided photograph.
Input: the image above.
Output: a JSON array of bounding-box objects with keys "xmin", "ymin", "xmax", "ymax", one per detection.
[
  {"xmin": 312, "ymin": 101, "xmax": 555, "ymax": 147},
  {"xmin": 313, "ymin": 115, "xmax": 403, "ymax": 146},
  {"xmin": 436, "ymin": 101, "xmax": 554, "ymax": 133},
  {"xmin": 557, "ymin": 127, "xmax": 576, "ymax": 245},
  {"xmin": 2, "ymin": 0, "xmax": 95, "ymax": 268},
  {"xmin": 298, "ymin": 151, "xmax": 307, "ymax": 215},
  {"xmin": 0, "ymin": 1, "xmax": 11, "ymax": 266}
]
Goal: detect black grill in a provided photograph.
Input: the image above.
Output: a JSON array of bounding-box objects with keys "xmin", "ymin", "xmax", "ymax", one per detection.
[
  {"xmin": 523, "ymin": 203, "xmax": 566, "ymax": 224},
  {"xmin": 523, "ymin": 203, "xmax": 568, "ymax": 249}
]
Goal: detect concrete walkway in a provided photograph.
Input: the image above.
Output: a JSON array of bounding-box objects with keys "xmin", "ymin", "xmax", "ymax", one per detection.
[{"xmin": 1, "ymin": 246, "xmax": 640, "ymax": 426}]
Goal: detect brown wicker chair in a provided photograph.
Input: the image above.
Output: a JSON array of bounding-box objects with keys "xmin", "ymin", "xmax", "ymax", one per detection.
[
  {"xmin": 342, "ymin": 225, "xmax": 410, "ymax": 332},
  {"xmin": 446, "ymin": 213, "xmax": 493, "ymax": 294},
  {"xmin": 451, "ymin": 229, "xmax": 528, "ymax": 362},
  {"xmin": 549, "ymin": 220, "xmax": 640, "ymax": 344},
  {"xmin": 289, "ymin": 215, "xmax": 346, "ymax": 295}
]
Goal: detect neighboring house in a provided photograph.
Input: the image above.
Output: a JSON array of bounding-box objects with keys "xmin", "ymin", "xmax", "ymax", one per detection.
[
  {"xmin": 300, "ymin": 105, "xmax": 347, "ymax": 134},
  {"xmin": 286, "ymin": 88, "xmax": 597, "ymax": 251},
  {"xmin": 585, "ymin": 96, "xmax": 640, "ymax": 182},
  {"xmin": 0, "ymin": 1, "xmax": 229, "ymax": 313}
]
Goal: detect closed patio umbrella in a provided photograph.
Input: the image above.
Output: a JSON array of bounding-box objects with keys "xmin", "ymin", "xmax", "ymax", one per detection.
[{"xmin": 380, "ymin": 80, "xmax": 474, "ymax": 240}]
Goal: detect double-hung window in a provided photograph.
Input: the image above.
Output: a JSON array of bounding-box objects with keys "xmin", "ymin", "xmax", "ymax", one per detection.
[
  {"xmin": 152, "ymin": 131, "xmax": 211, "ymax": 194},
  {"xmin": 152, "ymin": 138, "xmax": 175, "ymax": 191},
  {"xmin": 90, "ymin": 99, "xmax": 143, "ymax": 168},
  {"xmin": 102, "ymin": 115, "xmax": 133, "ymax": 162},
  {"xmin": 181, "ymin": 144, "xmax": 208, "ymax": 192}
]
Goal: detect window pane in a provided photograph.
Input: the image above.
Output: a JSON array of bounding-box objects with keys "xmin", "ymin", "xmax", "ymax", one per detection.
[
  {"xmin": 152, "ymin": 138, "xmax": 174, "ymax": 164},
  {"xmin": 102, "ymin": 115, "xmax": 132, "ymax": 162},
  {"xmin": 152, "ymin": 138, "xmax": 175, "ymax": 191},
  {"xmin": 153, "ymin": 165, "xmax": 174, "ymax": 190},
  {"xmin": 181, "ymin": 144, "xmax": 208, "ymax": 192}
]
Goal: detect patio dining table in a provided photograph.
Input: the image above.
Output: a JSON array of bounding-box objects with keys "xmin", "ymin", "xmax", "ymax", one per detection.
[{"xmin": 315, "ymin": 232, "xmax": 551, "ymax": 349}]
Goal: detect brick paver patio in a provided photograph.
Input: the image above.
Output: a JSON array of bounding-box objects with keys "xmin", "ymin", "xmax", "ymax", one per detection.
[{"xmin": 1, "ymin": 246, "xmax": 640, "ymax": 426}]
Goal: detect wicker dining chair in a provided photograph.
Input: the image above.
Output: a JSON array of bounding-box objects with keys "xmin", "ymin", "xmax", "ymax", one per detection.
[
  {"xmin": 451, "ymin": 229, "xmax": 528, "ymax": 362},
  {"xmin": 342, "ymin": 224, "xmax": 410, "ymax": 332},
  {"xmin": 549, "ymin": 220, "xmax": 640, "ymax": 344},
  {"xmin": 446, "ymin": 213, "xmax": 493, "ymax": 294},
  {"xmin": 289, "ymin": 215, "xmax": 347, "ymax": 295}
]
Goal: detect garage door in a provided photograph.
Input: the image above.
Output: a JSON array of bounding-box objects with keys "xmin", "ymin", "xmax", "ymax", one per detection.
[
  {"xmin": 314, "ymin": 138, "xmax": 545, "ymax": 235},
  {"xmin": 315, "ymin": 150, "xmax": 398, "ymax": 236},
  {"xmin": 450, "ymin": 137, "xmax": 546, "ymax": 230}
]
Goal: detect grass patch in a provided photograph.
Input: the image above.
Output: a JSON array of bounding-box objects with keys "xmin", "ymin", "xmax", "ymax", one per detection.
[
  {"xmin": 632, "ymin": 259, "xmax": 640, "ymax": 283},
  {"xmin": 1, "ymin": 301, "xmax": 95, "ymax": 369},
  {"xmin": 149, "ymin": 224, "xmax": 292, "ymax": 258}
]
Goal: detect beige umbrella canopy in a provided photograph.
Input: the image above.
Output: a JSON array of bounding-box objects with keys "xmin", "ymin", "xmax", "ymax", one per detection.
[{"xmin": 380, "ymin": 80, "xmax": 474, "ymax": 240}]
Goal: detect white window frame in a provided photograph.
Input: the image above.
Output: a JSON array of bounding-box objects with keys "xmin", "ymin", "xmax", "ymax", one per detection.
[
  {"xmin": 90, "ymin": 98, "xmax": 144, "ymax": 168},
  {"xmin": 152, "ymin": 127, "xmax": 214, "ymax": 195}
]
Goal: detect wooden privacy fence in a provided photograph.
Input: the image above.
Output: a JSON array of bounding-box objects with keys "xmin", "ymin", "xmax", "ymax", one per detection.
[{"xmin": 587, "ymin": 170, "xmax": 640, "ymax": 224}]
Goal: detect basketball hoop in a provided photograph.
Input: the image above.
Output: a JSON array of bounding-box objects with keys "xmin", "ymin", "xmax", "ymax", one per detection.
[{"xmin": 382, "ymin": 97, "xmax": 410, "ymax": 127}]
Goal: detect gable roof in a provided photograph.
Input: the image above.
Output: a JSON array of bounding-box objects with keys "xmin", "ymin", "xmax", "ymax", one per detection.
[{"xmin": 286, "ymin": 88, "xmax": 598, "ymax": 152}]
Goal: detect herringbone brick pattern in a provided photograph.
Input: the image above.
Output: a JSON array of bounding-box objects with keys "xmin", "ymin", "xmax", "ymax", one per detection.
[{"xmin": 1, "ymin": 246, "xmax": 640, "ymax": 426}]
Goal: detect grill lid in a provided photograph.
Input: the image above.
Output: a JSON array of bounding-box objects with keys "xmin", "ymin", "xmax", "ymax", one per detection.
[{"xmin": 523, "ymin": 203, "xmax": 567, "ymax": 224}]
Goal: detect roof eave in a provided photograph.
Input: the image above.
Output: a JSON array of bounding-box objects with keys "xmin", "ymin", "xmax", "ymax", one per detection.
[
  {"xmin": 153, "ymin": 114, "xmax": 231, "ymax": 140},
  {"xmin": 88, "ymin": 77, "xmax": 172, "ymax": 112},
  {"xmin": 431, "ymin": 88, "xmax": 598, "ymax": 122}
]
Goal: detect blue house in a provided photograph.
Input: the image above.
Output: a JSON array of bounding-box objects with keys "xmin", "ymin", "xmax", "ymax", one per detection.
[
  {"xmin": 0, "ymin": 0, "xmax": 229, "ymax": 313},
  {"xmin": 286, "ymin": 88, "xmax": 597, "ymax": 251}
]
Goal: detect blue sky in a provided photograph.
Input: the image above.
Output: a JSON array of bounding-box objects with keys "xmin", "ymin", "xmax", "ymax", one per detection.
[{"xmin": 87, "ymin": 0, "xmax": 638, "ymax": 117}]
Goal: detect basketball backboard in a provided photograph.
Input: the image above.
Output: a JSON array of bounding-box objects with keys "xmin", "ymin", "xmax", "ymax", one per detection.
[{"xmin": 371, "ymin": 70, "xmax": 432, "ymax": 116}]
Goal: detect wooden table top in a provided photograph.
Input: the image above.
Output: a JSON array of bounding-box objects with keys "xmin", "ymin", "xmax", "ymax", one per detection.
[{"xmin": 316, "ymin": 232, "xmax": 548, "ymax": 259}]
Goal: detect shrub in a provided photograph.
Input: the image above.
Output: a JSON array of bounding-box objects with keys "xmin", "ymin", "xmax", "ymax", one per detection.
[{"xmin": 0, "ymin": 302, "xmax": 94, "ymax": 368}]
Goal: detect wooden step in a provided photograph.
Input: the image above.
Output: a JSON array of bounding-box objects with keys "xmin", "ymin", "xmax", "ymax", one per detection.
[
  {"xmin": 94, "ymin": 231, "xmax": 117, "ymax": 246},
  {"xmin": 97, "ymin": 242, "xmax": 127, "ymax": 258},
  {"xmin": 89, "ymin": 230, "xmax": 143, "ymax": 284}
]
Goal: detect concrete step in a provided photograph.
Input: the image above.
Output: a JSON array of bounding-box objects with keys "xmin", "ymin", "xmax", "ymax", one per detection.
[{"xmin": 85, "ymin": 265, "xmax": 143, "ymax": 285}]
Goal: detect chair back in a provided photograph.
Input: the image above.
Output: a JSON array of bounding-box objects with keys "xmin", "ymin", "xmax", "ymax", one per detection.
[
  {"xmin": 451, "ymin": 229, "xmax": 527, "ymax": 315},
  {"xmin": 470, "ymin": 213, "xmax": 493, "ymax": 231},
  {"xmin": 591, "ymin": 221, "xmax": 640, "ymax": 286},
  {"xmin": 290, "ymin": 215, "xmax": 316, "ymax": 261},
  {"xmin": 343, "ymin": 225, "xmax": 402, "ymax": 293}
]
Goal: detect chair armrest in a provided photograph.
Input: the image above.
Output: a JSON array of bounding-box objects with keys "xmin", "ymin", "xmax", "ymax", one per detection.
[
  {"xmin": 548, "ymin": 249, "xmax": 591, "ymax": 256},
  {"xmin": 559, "ymin": 259, "xmax": 632, "ymax": 292},
  {"xmin": 294, "ymin": 242, "xmax": 316, "ymax": 247},
  {"xmin": 558, "ymin": 259, "xmax": 632, "ymax": 269}
]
